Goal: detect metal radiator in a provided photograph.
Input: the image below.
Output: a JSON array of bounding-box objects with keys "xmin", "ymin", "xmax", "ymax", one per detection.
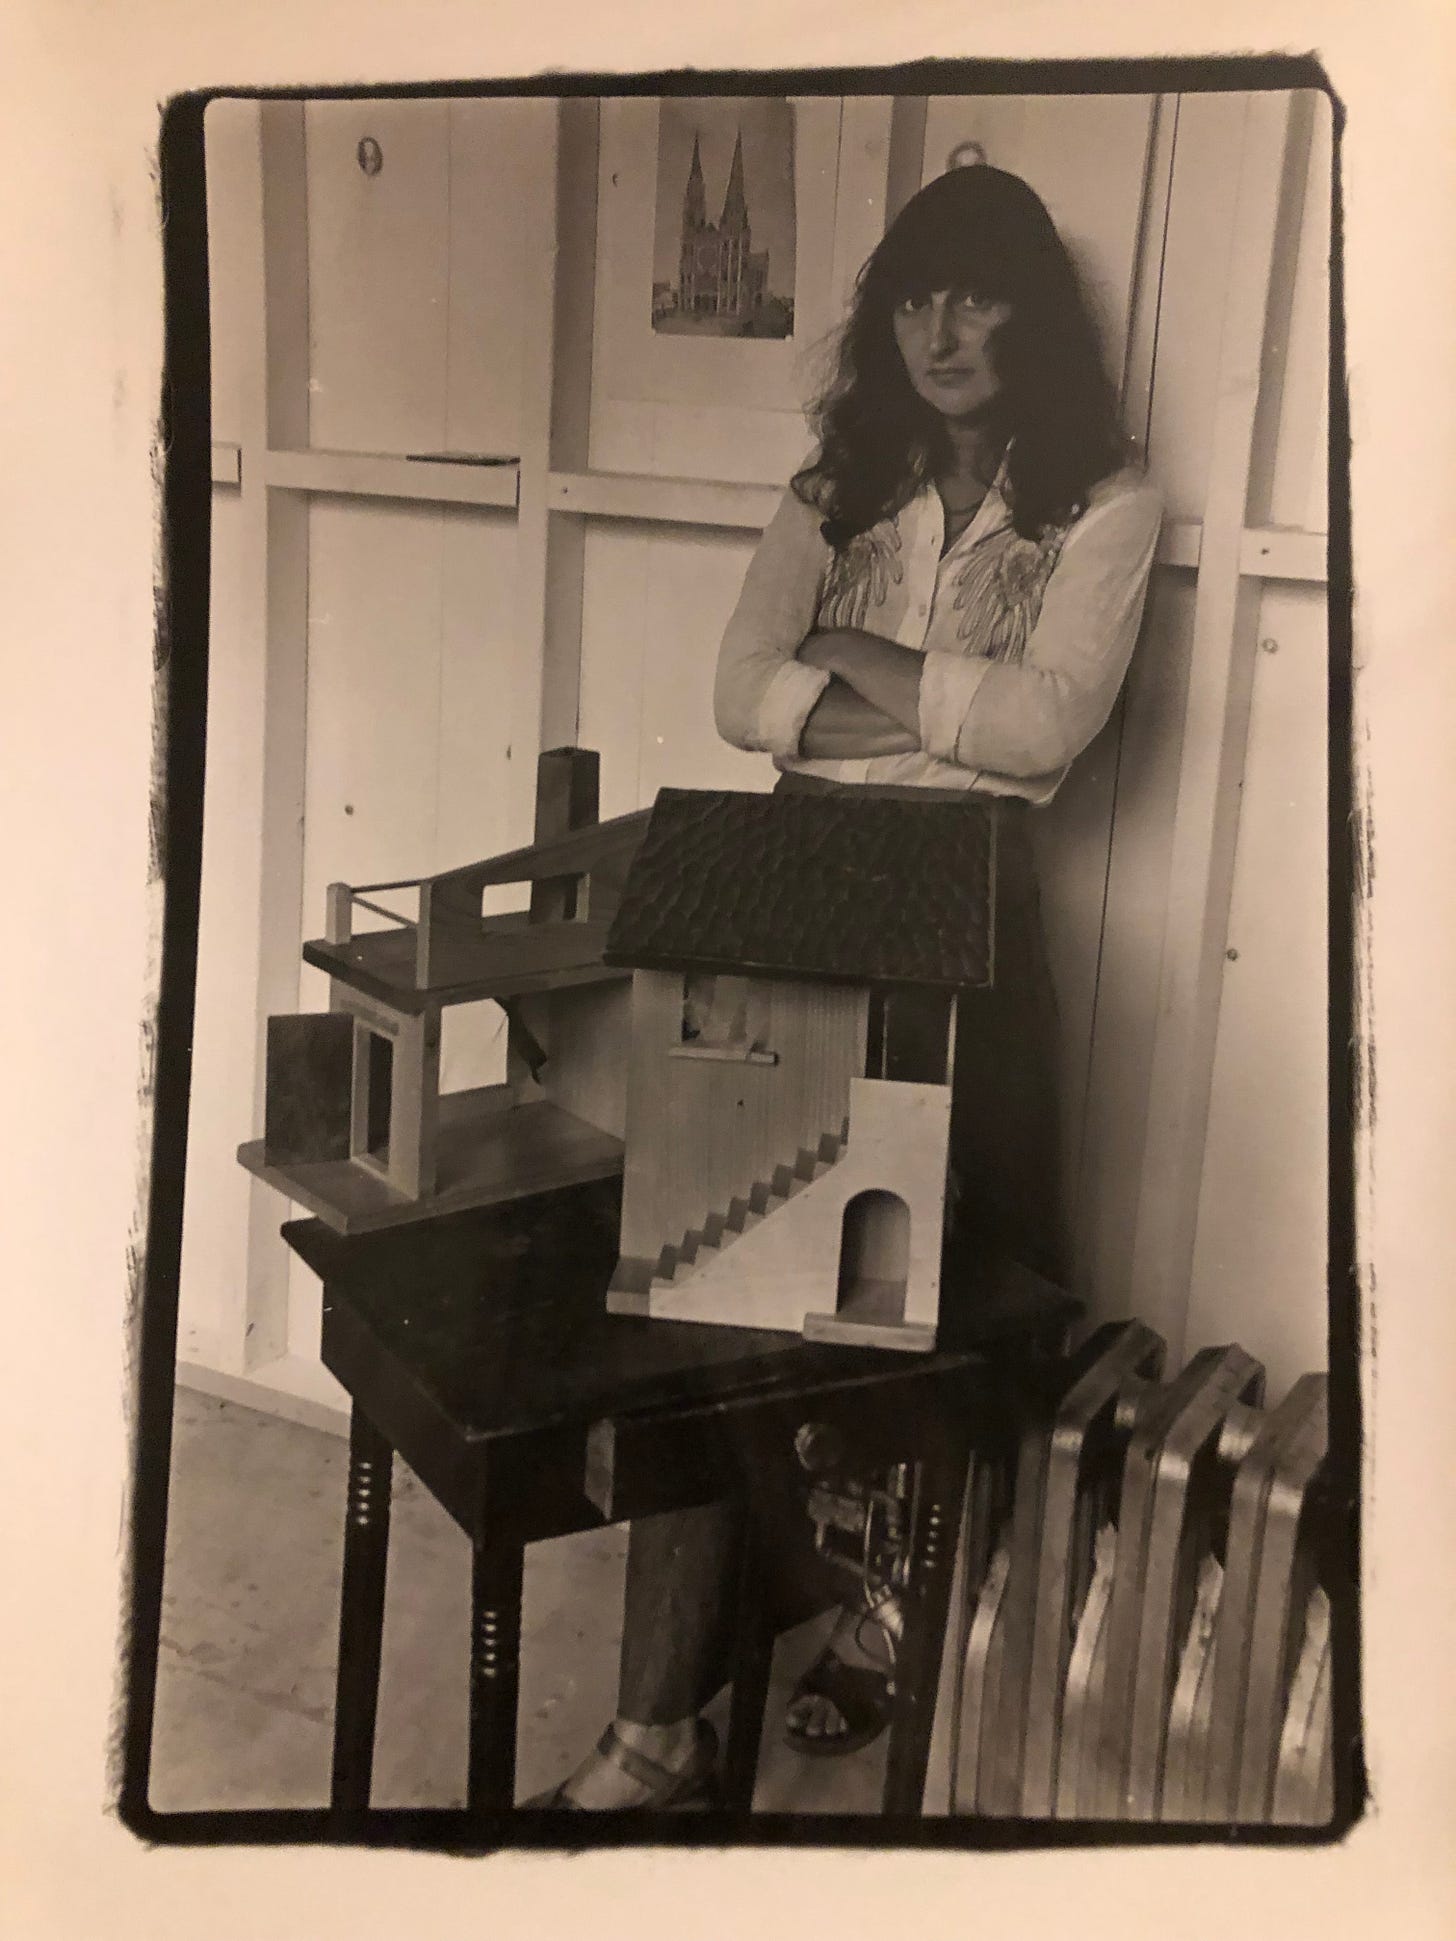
[{"xmin": 946, "ymin": 1321, "xmax": 1335, "ymax": 1825}]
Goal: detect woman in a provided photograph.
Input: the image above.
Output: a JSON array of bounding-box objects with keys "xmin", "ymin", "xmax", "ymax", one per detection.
[{"xmin": 540, "ymin": 163, "xmax": 1161, "ymax": 1809}]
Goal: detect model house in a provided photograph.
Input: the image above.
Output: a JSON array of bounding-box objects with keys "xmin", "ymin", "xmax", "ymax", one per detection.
[
  {"xmin": 238, "ymin": 750, "xmax": 645, "ymax": 1234},
  {"xmin": 601, "ymin": 785, "xmax": 999, "ymax": 1350}
]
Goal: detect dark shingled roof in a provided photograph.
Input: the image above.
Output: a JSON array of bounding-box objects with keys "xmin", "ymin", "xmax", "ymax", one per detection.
[{"xmin": 603, "ymin": 788, "xmax": 995, "ymax": 989}]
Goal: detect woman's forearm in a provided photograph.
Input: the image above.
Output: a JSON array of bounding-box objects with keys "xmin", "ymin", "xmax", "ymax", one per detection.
[
  {"xmin": 798, "ymin": 628, "xmax": 925, "ymax": 733},
  {"xmin": 798, "ymin": 678, "xmax": 920, "ymax": 758}
]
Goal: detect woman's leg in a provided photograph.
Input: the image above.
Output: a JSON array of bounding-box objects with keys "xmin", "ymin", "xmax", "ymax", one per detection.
[
  {"xmin": 543, "ymin": 1503, "xmax": 741, "ymax": 1807},
  {"xmin": 617, "ymin": 1502, "xmax": 742, "ymax": 1725},
  {"xmin": 553, "ymin": 1474, "xmax": 860, "ymax": 1800}
]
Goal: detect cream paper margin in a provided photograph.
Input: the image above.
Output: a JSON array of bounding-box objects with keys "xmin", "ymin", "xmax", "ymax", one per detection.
[{"xmin": 1, "ymin": 1, "xmax": 1452, "ymax": 1936}]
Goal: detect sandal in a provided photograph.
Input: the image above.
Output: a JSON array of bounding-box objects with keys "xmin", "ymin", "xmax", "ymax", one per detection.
[
  {"xmin": 785, "ymin": 1649, "xmax": 894, "ymax": 1759},
  {"xmin": 526, "ymin": 1719, "xmax": 720, "ymax": 1811}
]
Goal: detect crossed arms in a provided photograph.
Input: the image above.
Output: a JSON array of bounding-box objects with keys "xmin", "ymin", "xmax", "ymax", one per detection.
[{"xmin": 794, "ymin": 630, "xmax": 924, "ymax": 759}]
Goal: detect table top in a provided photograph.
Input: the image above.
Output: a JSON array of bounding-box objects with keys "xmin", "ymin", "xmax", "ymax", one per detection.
[{"xmin": 284, "ymin": 1182, "xmax": 1077, "ymax": 1449}]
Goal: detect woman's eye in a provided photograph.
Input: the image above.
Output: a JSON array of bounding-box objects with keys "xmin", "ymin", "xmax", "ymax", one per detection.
[
  {"xmin": 896, "ymin": 294, "xmax": 931, "ymax": 315},
  {"xmin": 953, "ymin": 290, "xmax": 992, "ymax": 312}
]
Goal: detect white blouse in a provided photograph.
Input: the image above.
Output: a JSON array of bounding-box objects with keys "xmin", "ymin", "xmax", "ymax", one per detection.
[{"xmin": 714, "ymin": 462, "xmax": 1162, "ymax": 804}]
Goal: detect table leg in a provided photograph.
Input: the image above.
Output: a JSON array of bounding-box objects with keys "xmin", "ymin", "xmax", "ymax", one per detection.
[
  {"xmin": 331, "ymin": 1406, "xmax": 393, "ymax": 1813},
  {"xmin": 723, "ymin": 1510, "xmax": 775, "ymax": 1811},
  {"xmin": 883, "ymin": 1424, "xmax": 972, "ymax": 1816},
  {"xmin": 468, "ymin": 1539, "xmax": 525, "ymax": 1813}
]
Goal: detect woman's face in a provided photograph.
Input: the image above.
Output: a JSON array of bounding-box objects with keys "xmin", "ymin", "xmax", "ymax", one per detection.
[{"xmin": 891, "ymin": 287, "xmax": 1013, "ymax": 425}]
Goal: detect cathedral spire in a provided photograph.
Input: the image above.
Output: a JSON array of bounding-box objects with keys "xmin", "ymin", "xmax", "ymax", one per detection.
[
  {"xmin": 719, "ymin": 128, "xmax": 749, "ymax": 234},
  {"xmin": 683, "ymin": 132, "xmax": 708, "ymax": 231}
]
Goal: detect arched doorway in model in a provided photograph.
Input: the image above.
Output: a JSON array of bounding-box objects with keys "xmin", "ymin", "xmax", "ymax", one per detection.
[{"xmin": 837, "ymin": 1188, "xmax": 911, "ymax": 1327}]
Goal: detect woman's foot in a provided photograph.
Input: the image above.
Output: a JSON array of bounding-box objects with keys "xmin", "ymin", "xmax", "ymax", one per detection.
[
  {"xmin": 785, "ymin": 1606, "xmax": 895, "ymax": 1756},
  {"xmin": 530, "ymin": 1716, "xmax": 717, "ymax": 1810}
]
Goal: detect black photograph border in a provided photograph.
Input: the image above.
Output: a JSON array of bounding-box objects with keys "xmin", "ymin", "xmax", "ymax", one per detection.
[{"xmin": 124, "ymin": 50, "xmax": 1358, "ymax": 1854}]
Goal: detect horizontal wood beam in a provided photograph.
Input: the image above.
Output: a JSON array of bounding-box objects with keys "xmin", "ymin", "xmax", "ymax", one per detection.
[
  {"xmin": 544, "ymin": 476, "xmax": 1327, "ymax": 585},
  {"xmin": 263, "ymin": 447, "xmax": 520, "ymax": 508},
  {"xmin": 1237, "ymin": 524, "xmax": 1326, "ymax": 582},
  {"xmin": 547, "ymin": 469, "xmax": 782, "ymax": 529}
]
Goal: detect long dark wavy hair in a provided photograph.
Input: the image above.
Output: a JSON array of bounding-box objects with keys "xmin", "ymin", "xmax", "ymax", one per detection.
[{"xmin": 793, "ymin": 166, "xmax": 1127, "ymax": 545}]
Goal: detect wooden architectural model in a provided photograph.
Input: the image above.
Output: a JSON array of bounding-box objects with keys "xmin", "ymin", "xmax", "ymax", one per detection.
[
  {"xmin": 238, "ymin": 750, "xmax": 646, "ymax": 1234},
  {"xmin": 601, "ymin": 787, "xmax": 998, "ymax": 1352}
]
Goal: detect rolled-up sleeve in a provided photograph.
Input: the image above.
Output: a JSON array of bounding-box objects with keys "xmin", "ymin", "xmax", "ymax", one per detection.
[
  {"xmin": 714, "ymin": 487, "xmax": 834, "ymax": 758},
  {"xmin": 918, "ymin": 477, "xmax": 1162, "ymax": 779}
]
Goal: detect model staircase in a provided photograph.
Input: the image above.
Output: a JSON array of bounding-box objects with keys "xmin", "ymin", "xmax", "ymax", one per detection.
[{"xmin": 650, "ymin": 1118, "xmax": 850, "ymax": 1292}]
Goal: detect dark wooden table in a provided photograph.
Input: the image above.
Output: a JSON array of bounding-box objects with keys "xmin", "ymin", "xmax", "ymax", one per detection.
[{"xmin": 284, "ymin": 1180, "xmax": 1075, "ymax": 1830}]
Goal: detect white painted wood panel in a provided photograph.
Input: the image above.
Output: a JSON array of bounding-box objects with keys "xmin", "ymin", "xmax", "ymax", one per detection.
[
  {"xmin": 831, "ymin": 97, "xmax": 894, "ymax": 312},
  {"xmin": 300, "ymin": 498, "xmax": 446, "ymax": 946},
  {"xmin": 589, "ymin": 399, "xmax": 811, "ymax": 484},
  {"xmin": 1185, "ymin": 582, "xmax": 1328, "ymax": 1391},
  {"xmin": 435, "ymin": 510, "xmax": 525, "ymax": 873},
  {"xmin": 1074, "ymin": 570, "xmax": 1201, "ymax": 1320},
  {"xmin": 203, "ymin": 99, "xmax": 255, "ymax": 449},
  {"xmin": 305, "ymin": 99, "xmax": 450, "ymax": 455},
  {"xmin": 1269, "ymin": 93, "xmax": 1332, "ymax": 535},
  {"xmin": 1126, "ymin": 92, "xmax": 1297, "ymax": 1358},
  {"xmin": 576, "ymin": 524, "xmax": 654, "ymax": 819},
  {"xmin": 443, "ymin": 98, "xmax": 548, "ymax": 458},
  {"xmin": 1144, "ymin": 93, "xmax": 1252, "ymax": 522},
  {"xmin": 634, "ymin": 527, "xmax": 777, "ymax": 804},
  {"xmin": 577, "ymin": 521, "xmax": 769, "ymax": 813}
]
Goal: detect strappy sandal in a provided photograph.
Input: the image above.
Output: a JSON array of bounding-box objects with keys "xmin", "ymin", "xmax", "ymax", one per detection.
[
  {"xmin": 784, "ymin": 1649, "xmax": 894, "ymax": 1759},
  {"xmin": 526, "ymin": 1719, "xmax": 721, "ymax": 1811}
]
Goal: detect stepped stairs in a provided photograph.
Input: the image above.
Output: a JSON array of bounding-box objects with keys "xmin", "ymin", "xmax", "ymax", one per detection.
[{"xmin": 650, "ymin": 1117, "xmax": 851, "ymax": 1293}]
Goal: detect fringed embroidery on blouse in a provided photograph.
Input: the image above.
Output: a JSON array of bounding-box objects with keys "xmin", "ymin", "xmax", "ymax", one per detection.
[
  {"xmin": 818, "ymin": 522, "xmax": 904, "ymax": 630},
  {"xmin": 950, "ymin": 522, "xmax": 1069, "ymax": 664}
]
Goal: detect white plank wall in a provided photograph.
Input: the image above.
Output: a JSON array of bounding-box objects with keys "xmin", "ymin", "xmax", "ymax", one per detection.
[
  {"xmin": 1183, "ymin": 92, "xmax": 1332, "ymax": 1391},
  {"xmin": 1078, "ymin": 93, "xmax": 1269, "ymax": 1318},
  {"xmin": 179, "ymin": 87, "xmax": 1333, "ymax": 1418},
  {"xmin": 305, "ymin": 100, "xmax": 452, "ymax": 456},
  {"xmin": 443, "ymin": 99, "xmax": 539, "ymax": 459},
  {"xmin": 1185, "ymin": 581, "xmax": 1329, "ymax": 1386}
]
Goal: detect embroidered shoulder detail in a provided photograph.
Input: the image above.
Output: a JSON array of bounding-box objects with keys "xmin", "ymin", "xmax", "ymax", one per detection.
[
  {"xmin": 818, "ymin": 520, "xmax": 904, "ymax": 631},
  {"xmin": 951, "ymin": 524, "xmax": 1067, "ymax": 662}
]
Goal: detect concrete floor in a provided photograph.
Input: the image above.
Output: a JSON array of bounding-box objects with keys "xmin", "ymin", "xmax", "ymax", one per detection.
[{"xmin": 150, "ymin": 1387, "xmax": 893, "ymax": 1816}]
